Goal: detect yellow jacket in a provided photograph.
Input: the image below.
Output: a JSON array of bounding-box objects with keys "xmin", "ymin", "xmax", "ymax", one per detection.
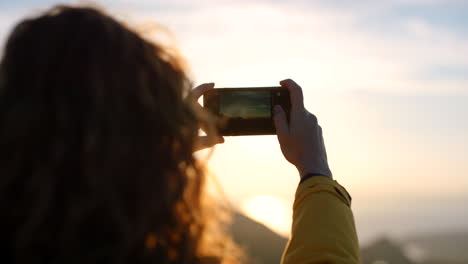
[{"xmin": 281, "ymin": 176, "xmax": 361, "ymax": 264}]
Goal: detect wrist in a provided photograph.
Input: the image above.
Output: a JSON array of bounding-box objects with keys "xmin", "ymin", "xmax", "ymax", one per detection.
[
  {"xmin": 296, "ymin": 165, "xmax": 333, "ymax": 180},
  {"xmin": 299, "ymin": 173, "xmax": 331, "ymax": 184}
]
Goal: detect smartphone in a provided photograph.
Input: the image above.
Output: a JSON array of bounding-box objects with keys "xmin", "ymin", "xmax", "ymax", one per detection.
[{"xmin": 203, "ymin": 87, "xmax": 291, "ymax": 136}]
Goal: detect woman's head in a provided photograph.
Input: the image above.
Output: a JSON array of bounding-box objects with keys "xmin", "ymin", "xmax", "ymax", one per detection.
[{"xmin": 0, "ymin": 5, "xmax": 236, "ymax": 264}]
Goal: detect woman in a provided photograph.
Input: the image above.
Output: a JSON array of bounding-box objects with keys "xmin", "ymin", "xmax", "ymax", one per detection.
[{"xmin": 0, "ymin": 5, "xmax": 360, "ymax": 264}]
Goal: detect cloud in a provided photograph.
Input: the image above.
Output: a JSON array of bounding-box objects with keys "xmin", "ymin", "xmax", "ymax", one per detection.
[
  {"xmin": 1, "ymin": 0, "xmax": 467, "ymax": 94},
  {"xmin": 109, "ymin": 1, "xmax": 468, "ymax": 95}
]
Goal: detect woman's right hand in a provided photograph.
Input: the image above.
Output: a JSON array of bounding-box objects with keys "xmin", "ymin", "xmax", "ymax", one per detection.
[{"xmin": 273, "ymin": 79, "xmax": 332, "ymax": 180}]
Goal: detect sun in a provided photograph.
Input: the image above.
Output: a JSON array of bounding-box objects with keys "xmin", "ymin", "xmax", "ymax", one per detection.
[{"xmin": 241, "ymin": 195, "xmax": 291, "ymax": 236}]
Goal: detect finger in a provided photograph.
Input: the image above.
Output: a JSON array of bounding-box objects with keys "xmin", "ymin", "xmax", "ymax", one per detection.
[
  {"xmin": 194, "ymin": 135, "xmax": 224, "ymax": 151},
  {"xmin": 279, "ymin": 79, "xmax": 304, "ymax": 111},
  {"xmin": 273, "ymin": 105, "xmax": 289, "ymax": 139},
  {"xmin": 191, "ymin": 83, "xmax": 215, "ymax": 101},
  {"xmin": 308, "ymin": 111, "xmax": 318, "ymax": 124}
]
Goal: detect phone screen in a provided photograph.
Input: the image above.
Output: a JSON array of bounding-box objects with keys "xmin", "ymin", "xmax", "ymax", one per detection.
[
  {"xmin": 219, "ymin": 90, "xmax": 271, "ymax": 119},
  {"xmin": 203, "ymin": 87, "xmax": 290, "ymax": 136}
]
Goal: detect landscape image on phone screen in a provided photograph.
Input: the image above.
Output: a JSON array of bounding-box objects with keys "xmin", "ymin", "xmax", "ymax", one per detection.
[
  {"xmin": 220, "ymin": 90, "xmax": 271, "ymax": 119},
  {"xmin": 217, "ymin": 90, "xmax": 273, "ymax": 135}
]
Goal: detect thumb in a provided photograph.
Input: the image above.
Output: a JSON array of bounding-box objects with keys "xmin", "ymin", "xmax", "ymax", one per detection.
[
  {"xmin": 194, "ymin": 136, "xmax": 224, "ymax": 151},
  {"xmin": 273, "ymin": 105, "xmax": 289, "ymax": 139}
]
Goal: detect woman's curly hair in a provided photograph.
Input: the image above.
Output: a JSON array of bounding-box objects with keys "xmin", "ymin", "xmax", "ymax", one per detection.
[{"xmin": 0, "ymin": 5, "xmax": 240, "ymax": 264}]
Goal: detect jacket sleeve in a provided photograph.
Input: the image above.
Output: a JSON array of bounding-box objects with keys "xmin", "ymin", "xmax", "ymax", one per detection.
[{"xmin": 281, "ymin": 176, "xmax": 361, "ymax": 264}]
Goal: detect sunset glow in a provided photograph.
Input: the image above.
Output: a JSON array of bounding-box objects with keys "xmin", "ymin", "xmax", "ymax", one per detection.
[
  {"xmin": 241, "ymin": 195, "xmax": 291, "ymax": 236},
  {"xmin": 1, "ymin": 0, "xmax": 468, "ymax": 245}
]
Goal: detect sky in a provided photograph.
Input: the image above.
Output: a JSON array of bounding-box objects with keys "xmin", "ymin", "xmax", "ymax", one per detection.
[{"xmin": 0, "ymin": 0, "xmax": 467, "ymax": 244}]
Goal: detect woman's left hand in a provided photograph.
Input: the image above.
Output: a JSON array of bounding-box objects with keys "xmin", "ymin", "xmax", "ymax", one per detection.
[{"xmin": 190, "ymin": 83, "xmax": 224, "ymax": 151}]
